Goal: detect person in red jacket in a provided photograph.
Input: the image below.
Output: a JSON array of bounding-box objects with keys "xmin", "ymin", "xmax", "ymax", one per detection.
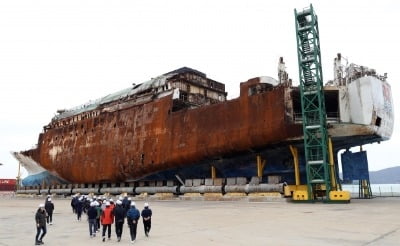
[{"xmin": 101, "ymin": 201, "xmax": 114, "ymax": 242}]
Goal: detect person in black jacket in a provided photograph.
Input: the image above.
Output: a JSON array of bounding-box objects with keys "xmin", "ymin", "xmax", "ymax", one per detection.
[
  {"xmin": 45, "ymin": 198, "xmax": 54, "ymax": 225},
  {"xmin": 113, "ymin": 200, "xmax": 126, "ymax": 242},
  {"xmin": 75, "ymin": 197, "xmax": 84, "ymax": 221},
  {"xmin": 71, "ymin": 195, "xmax": 78, "ymax": 214},
  {"xmin": 141, "ymin": 202, "xmax": 152, "ymax": 237},
  {"xmin": 87, "ymin": 202, "xmax": 98, "ymax": 238},
  {"xmin": 35, "ymin": 204, "xmax": 47, "ymax": 245}
]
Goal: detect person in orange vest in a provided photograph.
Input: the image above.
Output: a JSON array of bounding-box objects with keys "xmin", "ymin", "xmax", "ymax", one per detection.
[{"xmin": 100, "ymin": 201, "xmax": 114, "ymax": 242}]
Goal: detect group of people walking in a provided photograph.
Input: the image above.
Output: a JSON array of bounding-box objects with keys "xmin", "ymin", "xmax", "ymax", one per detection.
[
  {"xmin": 72, "ymin": 194, "xmax": 153, "ymax": 244},
  {"xmin": 102, "ymin": 199, "xmax": 152, "ymax": 243},
  {"xmin": 35, "ymin": 194, "xmax": 152, "ymax": 245}
]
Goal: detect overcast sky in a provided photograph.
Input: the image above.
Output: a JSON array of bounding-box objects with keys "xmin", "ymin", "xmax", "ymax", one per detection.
[{"xmin": 0, "ymin": 0, "xmax": 399, "ymax": 179}]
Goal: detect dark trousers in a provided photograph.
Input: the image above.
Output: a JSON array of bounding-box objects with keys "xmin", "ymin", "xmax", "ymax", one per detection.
[
  {"xmin": 128, "ymin": 221, "xmax": 138, "ymax": 241},
  {"xmin": 102, "ymin": 224, "xmax": 112, "ymax": 239},
  {"xmin": 77, "ymin": 210, "xmax": 82, "ymax": 221},
  {"xmin": 88, "ymin": 219, "xmax": 97, "ymax": 236},
  {"xmin": 35, "ymin": 225, "xmax": 47, "ymax": 242},
  {"xmin": 46, "ymin": 212, "xmax": 53, "ymax": 224},
  {"xmin": 96, "ymin": 218, "xmax": 100, "ymax": 229},
  {"xmin": 115, "ymin": 221, "xmax": 124, "ymax": 238},
  {"xmin": 143, "ymin": 219, "xmax": 151, "ymax": 234}
]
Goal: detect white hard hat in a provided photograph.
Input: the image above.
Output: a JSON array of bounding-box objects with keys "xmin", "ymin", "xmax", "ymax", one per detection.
[
  {"xmin": 106, "ymin": 201, "xmax": 110, "ymax": 206},
  {"xmin": 48, "ymin": 198, "xmax": 51, "ymax": 201},
  {"xmin": 116, "ymin": 200, "xmax": 122, "ymax": 205},
  {"xmin": 131, "ymin": 202, "xmax": 136, "ymax": 207},
  {"xmin": 144, "ymin": 202, "xmax": 149, "ymax": 207},
  {"xmin": 109, "ymin": 198, "xmax": 113, "ymax": 202},
  {"xmin": 39, "ymin": 203, "xmax": 45, "ymax": 208}
]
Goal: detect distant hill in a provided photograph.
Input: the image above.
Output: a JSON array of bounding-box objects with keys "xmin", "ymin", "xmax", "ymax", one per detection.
[
  {"xmin": 369, "ymin": 166, "xmax": 400, "ymax": 184},
  {"xmin": 339, "ymin": 166, "xmax": 400, "ymax": 184}
]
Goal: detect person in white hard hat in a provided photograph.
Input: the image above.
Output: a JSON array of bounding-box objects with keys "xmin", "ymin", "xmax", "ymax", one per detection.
[
  {"xmin": 45, "ymin": 194, "xmax": 51, "ymax": 203},
  {"xmin": 76, "ymin": 196, "xmax": 84, "ymax": 221},
  {"xmin": 45, "ymin": 198, "xmax": 54, "ymax": 225},
  {"xmin": 87, "ymin": 202, "xmax": 98, "ymax": 238},
  {"xmin": 122, "ymin": 197, "xmax": 131, "ymax": 213},
  {"xmin": 113, "ymin": 200, "xmax": 126, "ymax": 242},
  {"xmin": 35, "ymin": 204, "xmax": 47, "ymax": 245},
  {"xmin": 141, "ymin": 202, "xmax": 152, "ymax": 237},
  {"xmin": 126, "ymin": 202, "xmax": 140, "ymax": 244}
]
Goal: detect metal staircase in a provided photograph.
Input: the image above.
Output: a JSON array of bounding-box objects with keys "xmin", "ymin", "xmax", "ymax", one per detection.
[{"xmin": 294, "ymin": 4, "xmax": 331, "ymax": 200}]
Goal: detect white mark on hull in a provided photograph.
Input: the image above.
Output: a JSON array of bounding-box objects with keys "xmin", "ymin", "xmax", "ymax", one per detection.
[{"xmin": 49, "ymin": 146, "xmax": 63, "ymax": 161}]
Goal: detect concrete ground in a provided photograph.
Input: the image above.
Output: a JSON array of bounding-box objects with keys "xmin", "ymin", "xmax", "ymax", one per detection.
[{"xmin": 0, "ymin": 195, "xmax": 400, "ymax": 246}]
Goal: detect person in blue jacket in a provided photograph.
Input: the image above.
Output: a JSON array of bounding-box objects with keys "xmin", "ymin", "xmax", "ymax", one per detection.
[{"xmin": 126, "ymin": 202, "xmax": 140, "ymax": 244}]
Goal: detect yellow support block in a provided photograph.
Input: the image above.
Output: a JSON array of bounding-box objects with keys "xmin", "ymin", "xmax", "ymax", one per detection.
[
  {"xmin": 284, "ymin": 185, "xmax": 292, "ymax": 197},
  {"xmin": 248, "ymin": 192, "xmax": 281, "ymax": 197},
  {"xmin": 289, "ymin": 145, "xmax": 300, "ymax": 186},
  {"xmin": 256, "ymin": 155, "xmax": 266, "ymax": 178},
  {"xmin": 329, "ymin": 191, "xmax": 350, "ymax": 201},
  {"xmin": 211, "ymin": 166, "xmax": 216, "ymax": 179},
  {"xmin": 293, "ymin": 190, "xmax": 308, "ymax": 200},
  {"xmin": 284, "ymin": 185, "xmax": 308, "ymax": 197},
  {"xmin": 225, "ymin": 192, "xmax": 247, "ymax": 197},
  {"xmin": 183, "ymin": 193, "xmax": 202, "ymax": 197}
]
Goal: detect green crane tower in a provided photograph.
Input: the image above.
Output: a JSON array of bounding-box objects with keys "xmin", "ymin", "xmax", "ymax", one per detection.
[{"xmin": 294, "ymin": 4, "xmax": 331, "ymax": 201}]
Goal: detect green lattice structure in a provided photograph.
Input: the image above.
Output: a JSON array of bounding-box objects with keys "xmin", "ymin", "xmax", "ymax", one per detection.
[{"xmin": 294, "ymin": 4, "xmax": 331, "ymax": 200}]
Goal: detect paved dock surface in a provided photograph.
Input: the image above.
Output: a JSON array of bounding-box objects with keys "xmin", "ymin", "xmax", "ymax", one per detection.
[{"xmin": 1, "ymin": 196, "xmax": 400, "ymax": 246}]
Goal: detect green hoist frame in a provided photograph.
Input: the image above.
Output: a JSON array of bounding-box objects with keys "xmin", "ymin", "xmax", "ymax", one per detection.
[{"xmin": 294, "ymin": 4, "xmax": 331, "ymax": 201}]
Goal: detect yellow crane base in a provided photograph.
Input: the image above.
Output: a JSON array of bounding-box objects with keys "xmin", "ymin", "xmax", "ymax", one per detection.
[
  {"xmin": 329, "ymin": 191, "xmax": 351, "ymax": 201},
  {"xmin": 293, "ymin": 190, "xmax": 308, "ymax": 200}
]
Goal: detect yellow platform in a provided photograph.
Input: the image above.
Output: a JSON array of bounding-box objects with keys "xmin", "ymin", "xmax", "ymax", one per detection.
[
  {"xmin": 293, "ymin": 190, "xmax": 308, "ymax": 200},
  {"xmin": 329, "ymin": 191, "xmax": 351, "ymax": 201}
]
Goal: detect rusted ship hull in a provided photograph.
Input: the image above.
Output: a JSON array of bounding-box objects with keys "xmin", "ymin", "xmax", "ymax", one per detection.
[
  {"xmin": 13, "ymin": 65, "xmax": 393, "ymax": 186},
  {"xmin": 20, "ymin": 82, "xmax": 302, "ymax": 183}
]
